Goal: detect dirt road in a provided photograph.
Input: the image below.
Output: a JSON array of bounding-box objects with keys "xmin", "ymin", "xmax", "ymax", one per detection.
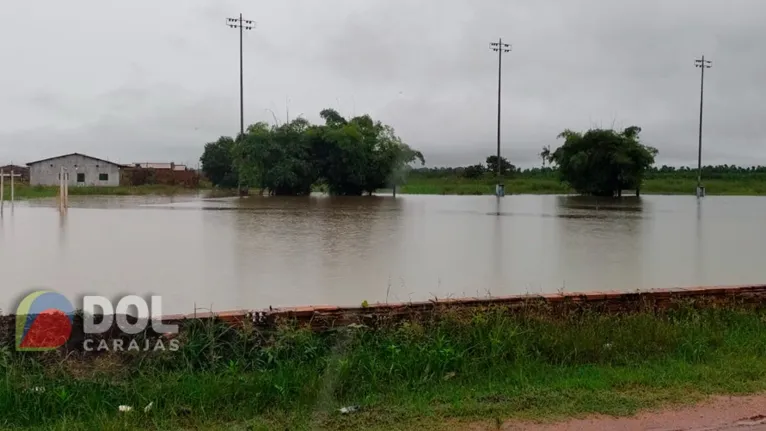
[{"xmin": 471, "ymin": 394, "xmax": 766, "ymax": 431}]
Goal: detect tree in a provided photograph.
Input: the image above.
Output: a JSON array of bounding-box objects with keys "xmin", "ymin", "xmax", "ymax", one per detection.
[
  {"xmin": 200, "ymin": 136, "xmax": 238, "ymax": 188},
  {"xmin": 541, "ymin": 126, "xmax": 658, "ymax": 196},
  {"xmin": 462, "ymin": 164, "xmax": 486, "ymax": 179},
  {"xmin": 308, "ymin": 110, "xmax": 423, "ymax": 195},
  {"xmin": 238, "ymin": 119, "xmax": 316, "ymax": 195},
  {"xmin": 485, "ymin": 155, "xmax": 515, "ymax": 176},
  {"xmin": 213, "ymin": 108, "xmax": 424, "ymax": 196}
]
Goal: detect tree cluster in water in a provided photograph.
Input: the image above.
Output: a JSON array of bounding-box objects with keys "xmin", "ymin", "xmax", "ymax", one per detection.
[
  {"xmin": 204, "ymin": 118, "xmax": 765, "ymax": 198},
  {"xmin": 415, "ymin": 126, "xmax": 661, "ymax": 197},
  {"xmin": 541, "ymin": 126, "xmax": 658, "ymax": 196},
  {"xmin": 200, "ymin": 108, "xmax": 424, "ymax": 195}
]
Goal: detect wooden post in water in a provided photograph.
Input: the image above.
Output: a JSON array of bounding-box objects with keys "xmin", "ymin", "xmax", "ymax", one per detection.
[
  {"xmin": 59, "ymin": 166, "xmax": 69, "ymax": 214},
  {"xmin": 64, "ymin": 171, "xmax": 69, "ymax": 210},
  {"xmin": 59, "ymin": 167, "xmax": 63, "ymax": 213},
  {"xmin": 0, "ymin": 169, "xmax": 21, "ymax": 214}
]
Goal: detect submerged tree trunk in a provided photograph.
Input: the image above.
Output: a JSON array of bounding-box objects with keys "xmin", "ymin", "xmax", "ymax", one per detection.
[{"xmin": 593, "ymin": 189, "xmax": 616, "ymax": 197}]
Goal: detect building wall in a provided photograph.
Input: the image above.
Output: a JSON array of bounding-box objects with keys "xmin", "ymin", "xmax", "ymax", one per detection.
[
  {"xmin": 0, "ymin": 165, "xmax": 29, "ymax": 182},
  {"xmin": 29, "ymin": 154, "xmax": 121, "ymax": 187},
  {"xmin": 121, "ymin": 167, "xmax": 200, "ymax": 187}
]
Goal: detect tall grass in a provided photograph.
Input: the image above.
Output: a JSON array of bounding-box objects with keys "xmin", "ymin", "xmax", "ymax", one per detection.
[
  {"xmin": 400, "ymin": 176, "xmax": 766, "ymax": 196},
  {"xmin": 1, "ymin": 184, "xmax": 210, "ymax": 200},
  {"xmin": 642, "ymin": 178, "xmax": 766, "ymax": 195},
  {"xmin": 400, "ymin": 178, "xmax": 570, "ymax": 195},
  {"xmin": 4, "ymin": 303, "xmax": 766, "ymax": 429},
  {"xmin": 4, "ymin": 178, "xmax": 764, "ymax": 200}
]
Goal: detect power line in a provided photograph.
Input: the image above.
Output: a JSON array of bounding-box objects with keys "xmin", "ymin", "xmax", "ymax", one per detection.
[
  {"xmin": 694, "ymin": 55, "xmax": 712, "ymax": 198},
  {"xmin": 226, "ymin": 13, "xmax": 255, "ymax": 195},
  {"xmin": 490, "ymin": 38, "xmax": 511, "ymax": 197}
]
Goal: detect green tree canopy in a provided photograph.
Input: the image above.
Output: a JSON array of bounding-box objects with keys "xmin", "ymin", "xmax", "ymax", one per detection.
[
  {"xmin": 485, "ymin": 155, "xmax": 515, "ymax": 176},
  {"xmin": 541, "ymin": 126, "xmax": 658, "ymax": 196},
  {"xmin": 199, "ymin": 136, "xmax": 238, "ymax": 188},
  {"xmin": 210, "ymin": 108, "xmax": 424, "ymax": 195},
  {"xmin": 462, "ymin": 164, "xmax": 486, "ymax": 179},
  {"xmin": 239, "ymin": 119, "xmax": 316, "ymax": 195}
]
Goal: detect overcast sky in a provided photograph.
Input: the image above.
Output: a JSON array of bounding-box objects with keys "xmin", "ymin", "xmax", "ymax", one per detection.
[{"xmin": 1, "ymin": 0, "xmax": 764, "ymax": 168}]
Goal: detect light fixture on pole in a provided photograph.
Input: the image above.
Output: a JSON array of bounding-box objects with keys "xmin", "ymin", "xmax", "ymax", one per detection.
[
  {"xmin": 694, "ymin": 55, "xmax": 712, "ymax": 198},
  {"xmin": 226, "ymin": 14, "xmax": 255, "ymax": 195},
  {"xmin": 490, "ymin": 38, "xmax": 511, "ymax": 198}
]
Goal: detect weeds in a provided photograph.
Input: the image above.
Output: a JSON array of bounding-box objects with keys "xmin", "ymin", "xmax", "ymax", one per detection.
[
  {"xmin": 3, "ymin": 303, "xmax": 766, "ymax": 429},
  {"xmin": 398, "ymin": 177, "xmax": 766, "ymax": 196},
  {"xmin": 4, "ymin": 178, "xmax": 765, "ymax": 201},
  {"xmin": 0, "ymin": 184, "xmax": 212, "ymax": 201}
]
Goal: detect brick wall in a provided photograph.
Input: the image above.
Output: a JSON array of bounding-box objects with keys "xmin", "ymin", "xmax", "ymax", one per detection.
[
  {"xmin": 249, "ymin": 284, "xmax": 766, "ymax": 330},
  {"xmin": 4, "ymin": 285, "xmax": 766, "ymax": 353},
  {"xmin": 121, "ymin": 167, "xmax": 200, "ymax": 187}
]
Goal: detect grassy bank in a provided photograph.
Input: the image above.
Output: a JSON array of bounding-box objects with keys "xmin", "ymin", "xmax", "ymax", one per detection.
[
  {"xmin": 400, "ymin": 176, "xmax": 766, "ymax": 196},
  {"xmin": 4, "ymin": 179, "xmax": 764, "ymax": 200},
  {"xmin": 0, "ymin": 184, "xmax": 215, "ymax": 201},
  {"xmin": 5, "ymin": 302, "xmax": 766, "ymax": 430},
  {"xmin": 641, "ymin": 177, "xmax": 766, "ymax": 195},
  {"xmin": 399, "ymin": 177, "xmax": 568, "ymax": 195}
]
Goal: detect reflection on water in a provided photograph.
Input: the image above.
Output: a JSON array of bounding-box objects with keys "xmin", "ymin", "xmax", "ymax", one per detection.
[
  {"xmin": 552, "ymin": 196, "xmax": 646, "ymax": 292},
  {"xmin": 0, "ymin": 194, "xmax": 765, "ymax": 314}
]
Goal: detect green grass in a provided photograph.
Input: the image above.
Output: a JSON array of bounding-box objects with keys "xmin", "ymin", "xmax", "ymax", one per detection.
[
  {"xmin": 399, "ymin": 177, "xmax": 569, "ymax": 195},
  {"xmin": 4, "ymin": 177, "xmax": 765, "ymax": 200},
  {"xmin": 5, "ymin": 302, "xmax": 766, "ymax": 429},
  {"xmin": 642, "ymin": 177, "xmax": 766, "ymax": 195},
  {"xmin": 1, "ymin": 184, "xmax": 213, "ymax": 201},
  {"xmin": 400, "ymin": 176, "xmax": 766, "ymax": 196}
]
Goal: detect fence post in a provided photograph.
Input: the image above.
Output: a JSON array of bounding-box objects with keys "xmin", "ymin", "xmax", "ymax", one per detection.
[{"xmin": 59, "ymin": 166, "xmax": 68, "ymax": 214}]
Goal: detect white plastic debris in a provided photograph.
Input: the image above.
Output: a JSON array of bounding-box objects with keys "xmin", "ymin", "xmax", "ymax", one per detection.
[
  {"xmin": 26, "ymin": 386, "xmax": 45, "ymax": 393},
  {"xmin": 144, "ymin": 402, "xmax": 154, "ymax": 413},
  {"xmin": 339, "ymin": 405, "xmax": 360, "ymax": 414},
  {"xmin": 118, "ymin": 405, "xmax": 133, "ymax": 413}
]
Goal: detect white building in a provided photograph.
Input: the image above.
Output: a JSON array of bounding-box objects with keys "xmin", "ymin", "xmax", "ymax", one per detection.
[
  {"xmin": 132, "ymin": 162, "xmax": 188, "ymax": 171},
  {"xmin": 27, "ymin": 153, "xmax": 123, "ymax": 187}
]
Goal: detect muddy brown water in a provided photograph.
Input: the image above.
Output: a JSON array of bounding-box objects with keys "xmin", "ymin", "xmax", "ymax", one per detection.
[{"xmin": 0, "ymin": 194, "xmax": 764, "ymax": 314}]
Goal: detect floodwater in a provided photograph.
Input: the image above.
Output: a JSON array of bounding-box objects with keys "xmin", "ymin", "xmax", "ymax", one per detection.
[{"xmin": 0, "ymin": 193, "xmax": 765, "ymax": 314}]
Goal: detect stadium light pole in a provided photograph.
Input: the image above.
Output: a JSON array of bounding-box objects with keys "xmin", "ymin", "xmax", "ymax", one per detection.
[
  {"xmin": 490, "ymin": 38, "xmax": 511, "ymax": 197},
  {"xmin": 694, "ymin": 55, "xmax": 712, "ymax": 198},
  {"xmin": 226, "ymin": 14, "xmax": 254, "ymax": 195}
]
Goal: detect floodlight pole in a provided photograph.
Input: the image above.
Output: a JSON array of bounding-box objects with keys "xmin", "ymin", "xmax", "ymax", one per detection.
[
  {"xmin": 694, "ymin": 55, "xmax": 712, "ymax": 198},
  {"xmin": 226, "ymin": 13, "xmax": 255, "ymax": 196},
  {"xmin": 490, "ymin": 38, "xmax": 511, "ymax": 197}
]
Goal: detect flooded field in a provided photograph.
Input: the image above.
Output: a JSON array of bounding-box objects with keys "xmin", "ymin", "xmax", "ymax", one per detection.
[{"xmin": 0, "ymin": 194, "xmax": 764, "ymax": 314}]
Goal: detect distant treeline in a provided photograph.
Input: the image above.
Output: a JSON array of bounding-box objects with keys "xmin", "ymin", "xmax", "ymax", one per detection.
[{"xmin": 409, "ymin": 163, "xmax": 766, "ymax": 181}]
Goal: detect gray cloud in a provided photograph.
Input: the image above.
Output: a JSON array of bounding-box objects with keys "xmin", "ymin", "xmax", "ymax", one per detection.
[{"xmin": 1, "ymin": 0, "xmax": 765, "ymax": 168}]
